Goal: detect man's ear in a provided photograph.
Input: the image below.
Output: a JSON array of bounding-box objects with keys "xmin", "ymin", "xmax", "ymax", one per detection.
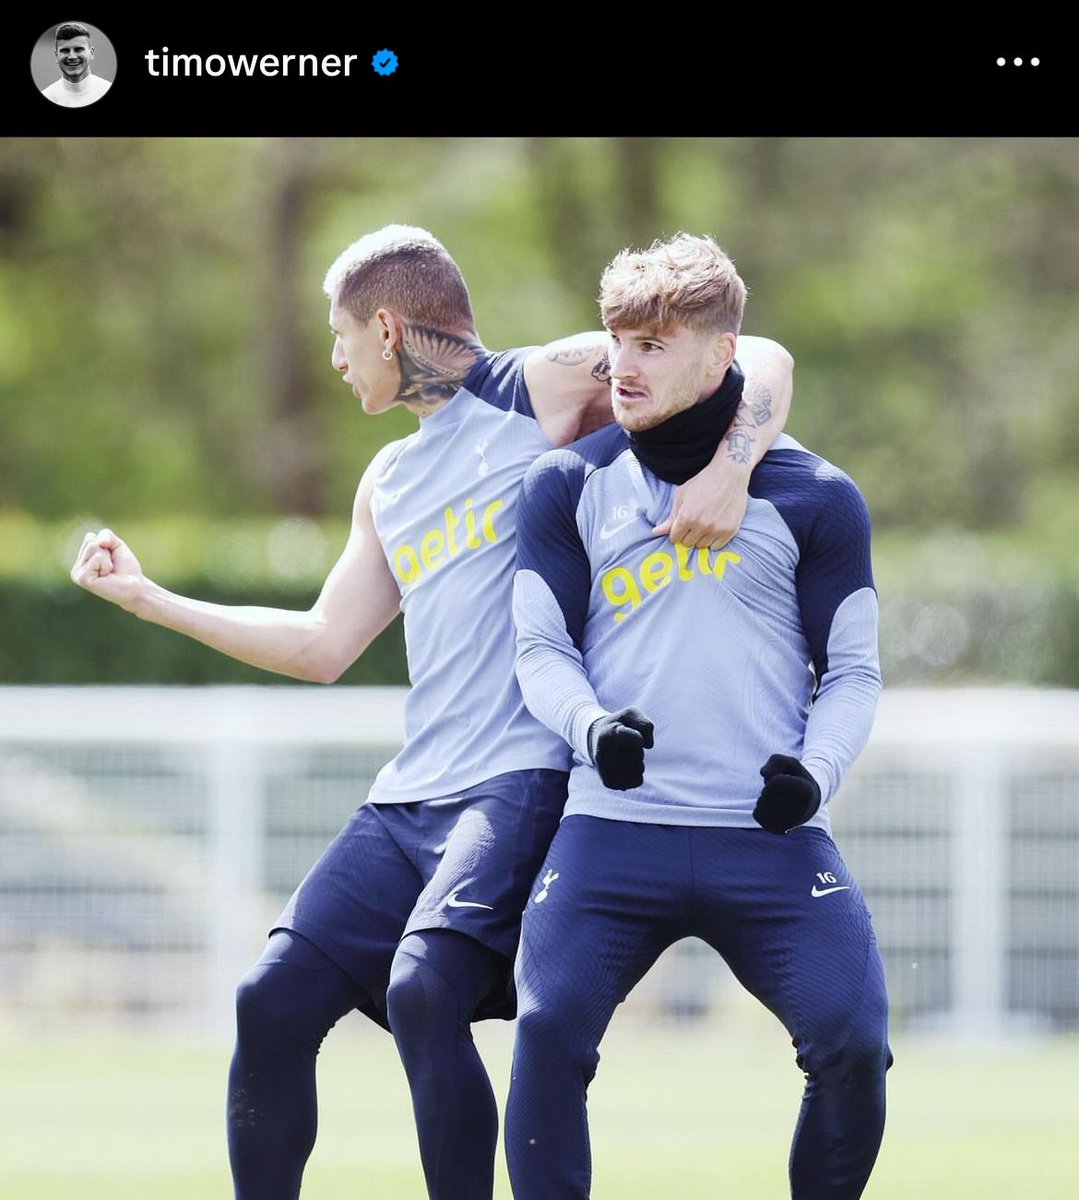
[
  {"xmin": 709, "ymin": 330, "xmax": 738, "ymax": 377},
  {"xmin": 375, "ymin": 307, "xmax": 405, "ymax": 354}
]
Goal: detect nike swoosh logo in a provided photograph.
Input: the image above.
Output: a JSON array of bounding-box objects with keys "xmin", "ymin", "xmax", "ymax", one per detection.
[
  {"xmin": 599, "ymin": 515, "xmax": 641, "ymax": 539},
  {"xmin": 810, "ymin": 885, "xmax": 851, "ymax": 898},
  {"xmin": 445, "ymin": 890, "xmax": 494, "ymax": 910}
]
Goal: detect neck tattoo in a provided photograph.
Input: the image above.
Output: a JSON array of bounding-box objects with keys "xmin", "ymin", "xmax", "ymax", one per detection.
[{"xmin": 396, "ymin": 322, "xmax": 483, "ymax": 410}]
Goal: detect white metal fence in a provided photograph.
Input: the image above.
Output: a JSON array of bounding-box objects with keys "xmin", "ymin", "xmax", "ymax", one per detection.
[{"xmin": 1, "ymin": 687, "xmax": 1076, "ymax": 1037}]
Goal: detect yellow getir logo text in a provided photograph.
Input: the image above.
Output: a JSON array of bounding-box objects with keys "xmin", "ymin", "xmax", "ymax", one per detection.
[
  {"xmin": 601, "ymin": 544, "xmax": 742, "ymax": 622},
  {"xmin": 392, "ymin": 498, "xmax": 504, "ymax": 586}
]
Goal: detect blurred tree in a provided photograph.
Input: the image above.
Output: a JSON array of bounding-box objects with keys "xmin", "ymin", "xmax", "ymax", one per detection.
[
  {"xmin": 2, "ymin": 136, "xmax": 1076, "ymax": 535},
  {"xmin": 261, "ymin": 138, "xmax": 324, "ymax": 514},
  {"xmin": 4, "ymin": 135, "xmax": 1079, "ymax": 685}
]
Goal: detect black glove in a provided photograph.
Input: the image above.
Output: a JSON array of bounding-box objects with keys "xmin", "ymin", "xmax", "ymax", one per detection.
[
  {"xmin": 587, "ymin": 707, "xmax": 654, "ymax": 790},
  {"xmin": 753, "ymin": 754, "xmax": 821, "ymax": 834}
]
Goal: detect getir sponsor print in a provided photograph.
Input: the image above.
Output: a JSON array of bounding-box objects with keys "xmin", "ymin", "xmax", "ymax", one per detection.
[
  {"xmin": 391, "ymin": 498, "xmax": 504, "ymax": 587},
  {"xmin": 601, "ymin": 545, "xmax": 741, "ymax": 622}
]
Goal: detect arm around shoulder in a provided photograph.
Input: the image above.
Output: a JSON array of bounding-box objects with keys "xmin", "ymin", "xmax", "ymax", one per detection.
[
  {"xmin": 656, "ymin": 335, "xmax": 794, "ymax": 548},
  {"xmin": 729, "ymin": 335, "xmax": 794, "ymax": 461}
]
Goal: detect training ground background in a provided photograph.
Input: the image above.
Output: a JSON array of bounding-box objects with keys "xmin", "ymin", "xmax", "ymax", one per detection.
[{"xmin": 4, "ymin": 1013, "xmax": 1077, "ymax": 1198}]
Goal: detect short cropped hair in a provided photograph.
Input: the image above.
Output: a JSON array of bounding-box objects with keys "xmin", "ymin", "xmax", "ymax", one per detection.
[
  {"xmin": 324, "ymin": 225, "xmax": 475, "ymax": 331},
  {"xmin": 55, "ymin": 23, "xmax": 91, "ymax": 44},
  {"xmin": 599, "ymin": 233, "xmax": 746, "ymax": 337}
]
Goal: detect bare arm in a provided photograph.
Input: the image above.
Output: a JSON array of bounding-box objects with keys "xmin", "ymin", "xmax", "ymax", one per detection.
[
  {"xmin": 523, "ymin": 332, "xmax": 613, "ymax": 446},
  {"xmin": 70, "ymin": 464, "xmax": 402, "ymax": 684},
  {"xmin": 653, "ymin": 335, "xmax": 794, "ymax": 548}
]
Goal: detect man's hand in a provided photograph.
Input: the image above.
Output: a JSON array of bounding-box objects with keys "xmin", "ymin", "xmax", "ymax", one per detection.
[
  {"xmin": 753, "ymin": 754, "xmax": 822, "ymax": 834},
  {"xmin": 587, "ymin": 707, "xmax": 654, "ymax": 790},
  {"xmin": 70, "ymin": 528, "xmax": 148, "ymax": 613},
  {"xmin": 652, "ymin": 457, "xmax": 750, "ymax": 549}
]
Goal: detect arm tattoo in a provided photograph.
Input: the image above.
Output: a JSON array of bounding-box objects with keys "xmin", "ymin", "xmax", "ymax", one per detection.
[
  {"xmin": 397, "ymin": 323, "xmax": 483, "ymax": 408},
  {"xmin": 545, "ymin": 345, "xmax": 600, "ymax": 366},
  {"xmin": 545, "ymin": 343, "xmax": 611, "ymax": 386},
  {"xmin": 724, "ymin": 381, "xmax": 773, "ymax": 464},
  {"xmin": 733, "ymin": 380, "xmax": 774, "ymax": 429},
  {"xmin": 725, "ymin": 429, "xmax": 755, "ymax": 464}
]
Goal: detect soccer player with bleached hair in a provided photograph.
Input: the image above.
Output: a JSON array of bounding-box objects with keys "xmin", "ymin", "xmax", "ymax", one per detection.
[
  {"xmin": 507, "ymin": 232, "xmax": 890, "ymax": 1199},
  {"xmin": 71, "ymin": 225, "xmax": 795, "ymax": 1199}
]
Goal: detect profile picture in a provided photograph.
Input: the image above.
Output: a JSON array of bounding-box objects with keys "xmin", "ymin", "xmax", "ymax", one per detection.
[{"xmin": 32, "ymin": 21, "xmax": 115, "ymax": 108}]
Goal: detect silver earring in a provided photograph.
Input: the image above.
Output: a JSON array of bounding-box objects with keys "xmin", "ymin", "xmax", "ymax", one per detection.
[{"xmin": 382, "ymin": 348, "xmax": 394, "ymax": 361}]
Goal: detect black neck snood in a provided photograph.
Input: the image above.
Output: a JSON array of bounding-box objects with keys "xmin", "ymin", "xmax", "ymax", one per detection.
[{"xmin": 627, "ymin": 361, "xmax": 745, "ymax": 484}]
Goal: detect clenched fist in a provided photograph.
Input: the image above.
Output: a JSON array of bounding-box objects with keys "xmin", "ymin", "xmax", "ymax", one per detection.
[
  {"xmin": 753, "ymin": 754, "xmax": 821, "ymax": 834},
  {"xmin": 587, "ymin": 707, "xmax": 654, "ymax": 790},
  {"xmin": 70, "ymin": 528, "xmax": 147, "ymax": 612}
]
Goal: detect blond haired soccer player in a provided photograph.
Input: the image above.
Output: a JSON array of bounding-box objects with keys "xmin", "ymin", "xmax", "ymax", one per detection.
[
  {"xmin": 71, "ymin": 226, "xmax": 794, "ymax": 1200},
  {"xmin": 508, "ymin": 233, "xmax": 890, "ymax": 1199}
]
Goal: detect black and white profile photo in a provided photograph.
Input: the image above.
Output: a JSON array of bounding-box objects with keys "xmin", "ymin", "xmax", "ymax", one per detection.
[{"xmin": 34, "ymin": 22, "xmax": 115, "ymax": 108}]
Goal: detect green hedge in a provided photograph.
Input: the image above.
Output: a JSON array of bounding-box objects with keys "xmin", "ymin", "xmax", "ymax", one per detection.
[
  {"xmin": 7, "ymin": 575, "xmax": 1079, "ymax": 688},
  {"xmin": 0, "ymin": 513, "xmax": 408, "ymax": 685},
  {"xmin": 4, "ymin": 516, "xmax": 1079, "ymax": 687},
  {"xmin": 0, "ymin": 582, "xmax": 407, "ymax": 685}
]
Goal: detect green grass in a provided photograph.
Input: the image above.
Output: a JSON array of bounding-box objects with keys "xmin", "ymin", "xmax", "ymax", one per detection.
[{"xmin": 2, "ymin": 1010, "xmax": 1077, "ymax": 1198}]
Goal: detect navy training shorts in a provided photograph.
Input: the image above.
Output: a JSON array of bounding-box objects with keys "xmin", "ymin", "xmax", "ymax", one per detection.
[{"xmin": 274, "ymin": 767, "xmax": 568, "ymax": 1024}]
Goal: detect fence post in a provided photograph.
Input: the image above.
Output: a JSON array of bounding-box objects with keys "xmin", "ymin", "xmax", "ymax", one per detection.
[
  {"xmin": 206, "ymin": 741, "xmax": 265, "ymax": 1036},
  {"xmin": 950, "ymin": 747, "xmax": 1007, "ymax": 1038}
]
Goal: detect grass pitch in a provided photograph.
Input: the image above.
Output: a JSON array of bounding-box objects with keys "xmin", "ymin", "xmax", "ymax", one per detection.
[{"xmin": 2, "ymin": 1009, "xmax": 1077, "ymax": 1198}]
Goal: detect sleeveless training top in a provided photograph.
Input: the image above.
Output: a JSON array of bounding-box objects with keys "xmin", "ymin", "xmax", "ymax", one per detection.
[{"xmin": 367, "ymin": 347, "xmax": 572, "ymax": 804}]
